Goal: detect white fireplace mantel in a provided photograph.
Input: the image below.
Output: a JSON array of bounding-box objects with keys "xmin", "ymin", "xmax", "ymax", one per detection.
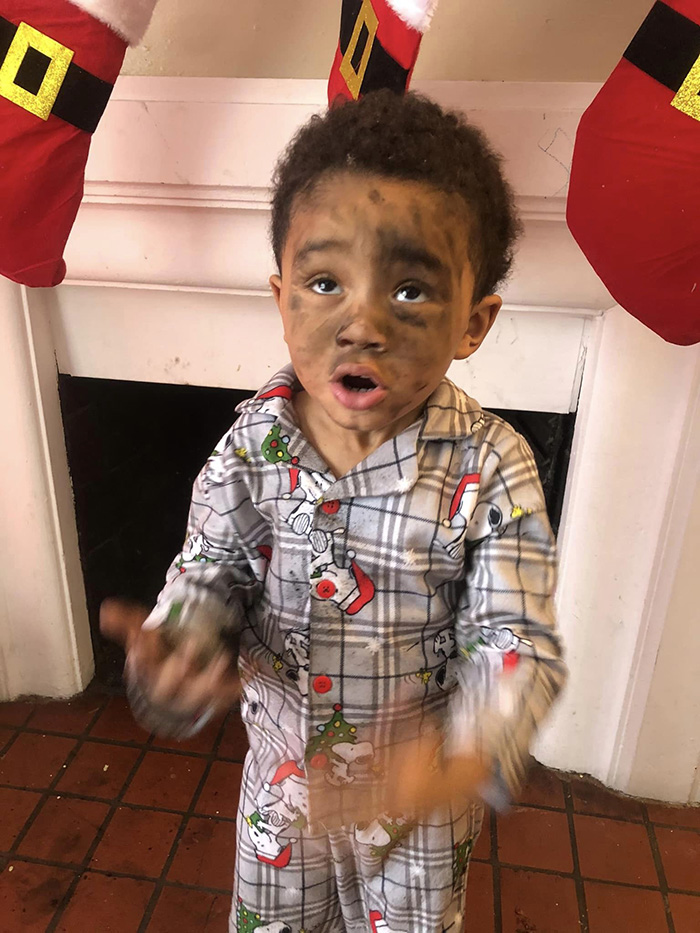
[{"xmin": 1, "ymin": 78, "xmax": 699, "ymax": 801}]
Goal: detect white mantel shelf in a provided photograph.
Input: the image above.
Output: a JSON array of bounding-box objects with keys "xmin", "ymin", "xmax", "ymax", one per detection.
[{"xmin": 1, "ymin": 78, "xmax": 699, "ymax": 804}]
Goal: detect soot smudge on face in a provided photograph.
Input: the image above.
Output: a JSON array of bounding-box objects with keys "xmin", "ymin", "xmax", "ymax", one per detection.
[
  {"xmin": 441, "ymin": 196, "xmax": 477, "ymax": 276},
  {"xmin": 410, "ymin": 203, "xmax": 427, "ymax": 240},
  {"xmin": 393, "ymin": 307, "xmax": 429, "ymax": 329}
]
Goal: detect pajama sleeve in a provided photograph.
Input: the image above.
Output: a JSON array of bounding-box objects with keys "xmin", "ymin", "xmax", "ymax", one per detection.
[
  {"xmin": 126, "ymin": 429, "xmax": 265, "ymax": 737},
  {"xmin": 143, "ymin": 429, "xmax": 264, "ymax": 636},
  {"xmin": 447, "ymin": 428, "xmax": 567, "ymax": 808}
]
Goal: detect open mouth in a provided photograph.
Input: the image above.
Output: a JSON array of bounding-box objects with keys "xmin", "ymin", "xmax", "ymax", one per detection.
[
  {"xmin": 341, "ymin": 374, "xmax": 378, "ymax": 393},
  {"xmin": 331, "ymin": 365, "xmax": 388, "ymax": 411}
]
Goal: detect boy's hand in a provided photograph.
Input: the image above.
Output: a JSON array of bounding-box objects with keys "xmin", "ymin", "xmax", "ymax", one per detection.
[
  {"xmin": 100, "ymin": 598, "xmax": 241, "ymax": 718},
  {"xmin": 388, "ymin": 735, "xmax": 491, "ymax": 815}
]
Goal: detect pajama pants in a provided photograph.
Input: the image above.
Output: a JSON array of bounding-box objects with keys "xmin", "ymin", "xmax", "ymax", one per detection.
[{"xmin": 230, "ymin": 748, "xmax": 483, "ymax": 933}]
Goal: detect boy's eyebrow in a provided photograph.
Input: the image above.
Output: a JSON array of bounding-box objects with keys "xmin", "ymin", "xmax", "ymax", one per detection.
[
  {"xmin": 379, "ymin": 237, "xmax": 448, "ymax": 275},
  {"xmin": 293, "ymin": 237, "xmax": 449, "ymax": 276},
  {"xmin": 293, "ymin": 238, "xmax": 351, "ymax": 265}
]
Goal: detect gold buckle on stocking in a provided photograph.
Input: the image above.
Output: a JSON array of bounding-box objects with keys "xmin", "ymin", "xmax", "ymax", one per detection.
[
  {"xmin": 339, "ymin": 0, "xmax": 379, "ymax": 100},
  {"xmin": 672, "ymin": 51, "xmax": 700, "ymax": 122},
  {"xmin": 0, "ymin": 21, "xmax": 73, "ymax": 120}
]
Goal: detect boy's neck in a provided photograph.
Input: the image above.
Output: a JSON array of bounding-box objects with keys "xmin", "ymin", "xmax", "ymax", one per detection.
[{"xmin": 293, "ymin": 390, "xmax": 424, "ymax": 479}]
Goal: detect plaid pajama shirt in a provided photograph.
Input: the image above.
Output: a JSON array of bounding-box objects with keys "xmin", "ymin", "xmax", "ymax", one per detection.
[{"xmin": 143, "ymin": 365, "xmax": 567, "ymax": 933}]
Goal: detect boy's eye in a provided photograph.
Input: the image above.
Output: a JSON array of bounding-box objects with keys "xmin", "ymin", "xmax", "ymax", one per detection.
[
  {"xmin": 310, "ymin": 277, "xmax": 341, "ymax": 295},
  {"xmin": 395, "ymin": 284, "xmax": 428, "ymax": 303}
]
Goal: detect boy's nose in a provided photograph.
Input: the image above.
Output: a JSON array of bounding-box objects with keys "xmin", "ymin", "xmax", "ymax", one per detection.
[{"xmin": 336, "ymin": 305, "xmax": 388, "ymax": 351}]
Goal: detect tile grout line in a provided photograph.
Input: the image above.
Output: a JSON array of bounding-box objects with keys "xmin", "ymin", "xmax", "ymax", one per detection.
[
  {"xmin": 642, "ymin": 805, "xmax": 677, "ymax": 933},
  {"xmin": 0, "ymin": 731, "xmax": 21, "ymax": 766},
  {"xmin": 7, "ymin": 770, "xmax": 695, "ymax": 830},
  {"xmin": 8, "ymin": 846, "xmax": 700, "ymax": 904},
  {"xmin": 5, "ymin": 698, "xmax": 110, "ymax": 859},
  {"xmin": 12, "ymin": 730, "xmax": 699, "ymax": 824},
  {"xmin": 0, "ymin": 784, "xmax": 244, "ymax": 823},
  {"xmin": 0, "ymin": 784, "xmax": 246, "ymax": 820},
  {"xmin": 489, "ymin": 808, "xmax": 502, "ymax": 933},
  {"xmin": 563, "ymin": 780, "xmax": 589, "ymax": 933},
  {"xmin": 7, "ymin": 846, "xmax": 695, "ymax": 897},
  {"xmin": 2, "ymin": 851, "xmax": 235, "ymax": 897},
  {"xmin": 23, "ymin": 723, "xmax": 700, "ymax": 821},
  {"xmin": 44, "ymin": 706, "xmax": 155, "ymax": 933},
  {"xmin": 136, "ymin": 714, "xmax": 232, "ymax": 933},
  {"xmin": 12, "ymin": 721, "xmax": 248, "ymax": 760},
  {"xmin": 0, "ymin": 701, "xmax": 39, "ymax": 754},
  {"xmin": 0, "ymin": 729, "xmax": 19, "ymax": 757}
]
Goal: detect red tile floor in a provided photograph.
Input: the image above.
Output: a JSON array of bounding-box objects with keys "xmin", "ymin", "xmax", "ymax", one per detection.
[{"xmin": 1, "ymin": 690, "xmax": 699, "ymax": 932}]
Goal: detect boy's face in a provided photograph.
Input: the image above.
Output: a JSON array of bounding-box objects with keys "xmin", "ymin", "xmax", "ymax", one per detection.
[{"xmin": 271, "ymin": 172, "xmax": 501, "ymax": 437}]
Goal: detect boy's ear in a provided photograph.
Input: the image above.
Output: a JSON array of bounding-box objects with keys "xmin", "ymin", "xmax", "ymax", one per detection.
[
  {"xmin": 270, "ymin": 274, "xmax": 283, "ymax": 310},
  {"xmin": 454, "ymin": 295, "xmax": 502, "ymax": 360}
]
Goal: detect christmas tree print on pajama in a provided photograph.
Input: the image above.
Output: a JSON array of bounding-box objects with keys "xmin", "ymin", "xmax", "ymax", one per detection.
[
  {"xmin": 305, "ymin": 704, "xmax": 374, "ymax": 786},
  {"xmin": 236, "ymin": 898, "xmax": 292, "ymax": 932},
  {"xmin": 262, "ymin": 424, "xmax": 299, "ymax": 465},
  {"xmin": 453, "ymin": 836, "xmax": 474, "ymax": 888}
]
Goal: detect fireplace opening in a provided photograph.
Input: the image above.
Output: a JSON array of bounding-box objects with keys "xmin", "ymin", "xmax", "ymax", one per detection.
[{"xmin": 58, "ymin": 375, "xmax": 575, "ymax": 686}]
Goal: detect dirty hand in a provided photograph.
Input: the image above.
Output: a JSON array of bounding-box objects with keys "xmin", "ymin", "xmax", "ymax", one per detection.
[
  {"xmin": 100, "ymin": 598, "xmax": 241, "ymax": 719},
  {"xmin": 387, "ymin": 735, "xmax": 491, "ymax": 815}
]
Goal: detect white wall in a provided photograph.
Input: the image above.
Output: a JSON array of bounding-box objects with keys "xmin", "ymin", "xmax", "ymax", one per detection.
[{"xmin": 125, "ymin": 0, "xmax": 653, "ymax": 82}]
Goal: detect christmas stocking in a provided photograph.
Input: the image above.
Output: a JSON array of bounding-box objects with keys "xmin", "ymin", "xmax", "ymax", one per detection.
[
  {"xmin": 328, "ymin": 0, "xmax": 439, "ymax": 105},
  {"xmin": 0, "ymin": 0, "xmax": 158, "ymax": 287},
  {"xmin": 567, "ymin": 0, "xmax": 700, "ymax": 345}
]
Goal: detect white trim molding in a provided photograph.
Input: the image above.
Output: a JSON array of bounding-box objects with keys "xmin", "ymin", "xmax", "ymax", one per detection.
[
  {"xmin": 535, "ymin": 308, "xmax": 700, "ymax": 799},
  {"xmin": 0, "ymin": 278, "xmax": 94, "ymax": 699}
]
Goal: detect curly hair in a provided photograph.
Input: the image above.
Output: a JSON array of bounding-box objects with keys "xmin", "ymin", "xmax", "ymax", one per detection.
[{"xmin": 270, "ymin": 90, "xmax": 521, "ymax": 302}]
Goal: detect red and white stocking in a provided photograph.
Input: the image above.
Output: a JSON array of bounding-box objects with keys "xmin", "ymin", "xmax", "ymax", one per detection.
[
  {"xmin": 328, "ymin": 0, "xmax": 439, "ymax": 104},
  {"xmin": 567, "ymin": 0, "xmax": 700, "ymax": 345},
  {"xmin": 0, "ymin": 0, "xmax": 158, "ymax": 286}
]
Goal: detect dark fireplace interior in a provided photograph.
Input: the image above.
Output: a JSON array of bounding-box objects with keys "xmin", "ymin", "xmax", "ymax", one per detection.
[{"xmin": 58, "ymin": 375, "xmax": 575, "ymax": 686}]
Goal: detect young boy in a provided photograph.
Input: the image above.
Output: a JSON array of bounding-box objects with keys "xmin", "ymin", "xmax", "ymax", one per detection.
[{"xmin": 104, "ymin": 90, "xmax": 566, "ymax": 933}]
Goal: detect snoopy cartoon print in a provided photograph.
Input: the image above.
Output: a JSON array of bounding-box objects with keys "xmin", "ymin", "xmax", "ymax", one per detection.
[
  {"xmin": 283, "ymin": 467, "xmax": 333, "ymax": 540},
  {"xmin": 325, "ymin": 739, "xmax": 375, "ymax": 786},
  {"xmin": 175, "ymin": 532, "xmax": 214, "ymax": 572},
  {"xmin": 201, "ymin": 428, "xmax": 235, "ymax": 487},
  {"xmin": 306, "ymin": 704, "xmax": 375, "ymax": 787},
  {"xmin": 439, "ymin": 473, "xmax": 504, "ymax": 560},
  {"xmin": 245, "ymin": 810, "xmax": 296, "ymax": 868},
  {"xmin": 284, "ymin": 629, "xmax": 310, "ymax": 697},
  {"xmin": 433, "ymin": 627, "xmax": 458, "ymax": 691},
  {"xmin": 354, "ymin": 812, "xmax": 412, "ymax": 858},
  {"xmin": 255, "ymin": 760, "xmax": 309, "ymax": 831},
  {"xmin": 309, "ymin": 531, "xmax": 375, "ymax": 616},
  {"xmin": 235, "ymin": 899, "xmax": 292, "ymax": 933}
]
